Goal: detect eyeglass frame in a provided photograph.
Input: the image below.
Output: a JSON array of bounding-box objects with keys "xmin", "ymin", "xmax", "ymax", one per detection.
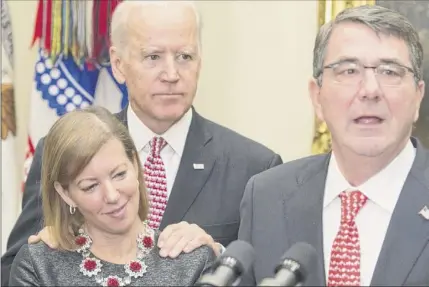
[{"xmin": 319, "ymin": 57, "xmax": 416, "ymax": 86}]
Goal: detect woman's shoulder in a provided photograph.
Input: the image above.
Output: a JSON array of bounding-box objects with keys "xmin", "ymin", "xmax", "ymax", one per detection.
[
  {"xmin": 24, "ymin": 241, "xmax": 52, "ymax": 254},
  {"xmin": 143, "ymin": 244, "xmax": 216, "ymax": 285},
  {"xmin": 152, "ymin": 230, "xmax": 216, "ymax": 264},
  {"xmin": 184, "ymin": 244, "xmax": 216, "ymax": 263},
  {"xmin": 149, "ymin": 243, "xmax": 216, "ymax": 268},
  {"xmin": 19, "ymin": 242, "xmax": 79, "ymax": 266},
  {"xmin": 11, "ymin": 243, "xmax": 62, "ymax": 280},
  {"xmin": 24, "ymin": 242, "xmax": 61, "ymax": 257},
  {"xmin": 16, "ymin": 242, "xmax": 49, "ymax": 261},
  {"xmin": 11, "ymin": 242, "xmax": 83, "ymax": 286}
]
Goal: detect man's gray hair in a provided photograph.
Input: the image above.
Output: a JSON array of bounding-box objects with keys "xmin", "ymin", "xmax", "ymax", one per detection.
[
  {"xmin": 313, "ymin": 5, "xmax": 423, "ymax": 85},
  {"xmin": 110, "ymin": 1, "xmax": 202, "ymax": 57}
]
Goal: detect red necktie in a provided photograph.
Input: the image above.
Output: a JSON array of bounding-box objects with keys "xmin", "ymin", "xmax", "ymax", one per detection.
[
  {"xmin": 328, "ymin": 190, "xmax": 368, "ymax": 286},
  {"xmin": 143, "ymin": 137, "xmax": 168, "ymax": 230}
]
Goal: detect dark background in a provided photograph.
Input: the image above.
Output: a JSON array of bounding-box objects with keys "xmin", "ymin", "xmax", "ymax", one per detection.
[{"xmin": 377, "ymin": 1, "xmax": 429, "ymax": 148}]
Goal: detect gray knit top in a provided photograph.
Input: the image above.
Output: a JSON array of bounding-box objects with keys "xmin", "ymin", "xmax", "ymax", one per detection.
[{"xmin": 9, "ymin": 240, "xmax": 215, "ymax": 286}]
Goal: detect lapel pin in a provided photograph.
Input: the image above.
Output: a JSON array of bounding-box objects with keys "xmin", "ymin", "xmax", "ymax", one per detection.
[
  {"xmin": 418, "ymin": 205, "xmax": 429, "ymax": 220},
  {"xmin": 193, "ymin": 163, "xmax": 204, "ymax": 170}
]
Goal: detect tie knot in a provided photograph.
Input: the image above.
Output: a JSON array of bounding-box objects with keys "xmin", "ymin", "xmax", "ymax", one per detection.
[
  {"xmin": 339, "ymin": 190, "xmax": 367, "ymax": 223},
  {"xmin": 149, "ymin": 137, "xmax": 167, "ymax": 156}
]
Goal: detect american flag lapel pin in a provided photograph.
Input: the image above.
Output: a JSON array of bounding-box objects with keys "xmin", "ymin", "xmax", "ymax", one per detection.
[
  {"xmin": 418, "ymin": 205, "xmax": 429, "ymax": 220},
  {"xmin": 193, "ymin": 163, "xmax": 204, "ymax": 170}
]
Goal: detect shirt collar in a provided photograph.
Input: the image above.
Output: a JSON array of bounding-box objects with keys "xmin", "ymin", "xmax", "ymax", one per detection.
[
  {"xmin": 127, "ymin": 105, "xmax": 193, "ymax": 157},
  {"xmin": 324, "ymin": 140, "xmax": 416, "ymax": 213}
]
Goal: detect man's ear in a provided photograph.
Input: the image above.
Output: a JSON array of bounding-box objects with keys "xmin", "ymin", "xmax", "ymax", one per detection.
[
  {"xmin": 54, "ymin": 182, "xmax": 76, "ymax": 208},
  {"xmin": 414, "ymin": 80, "xmax": 425, "ymax": 122},
  {"xmin": 109, "ymin": 46, "xmax": 126, "ymax": 84},
  {"xmin": 308, "ymin": 78, "xmax": 324, "ymax": 122}
]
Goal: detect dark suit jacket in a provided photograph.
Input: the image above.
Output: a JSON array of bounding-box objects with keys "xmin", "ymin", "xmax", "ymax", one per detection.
[
  {"xmin": 1, "ymin": 107, "xmax": 282, "ymax": 286},
  {"xmin": 238, "ymin": 137, "xmax": 429, "ymax": 286}
]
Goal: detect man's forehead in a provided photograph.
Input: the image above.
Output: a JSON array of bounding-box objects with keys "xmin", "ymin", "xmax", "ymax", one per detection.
[
  {"xmin": 326, "ymin": 22, "xmax": 410, "ymax": 64},
  {"xmin": 127, "ymin": 25, "xmax": 199, "ymax": 50},
  {"xmin": 127, "ymin": 2, "xmax": 197, "ymax": 28},
  {"xmin": 126, "ymin": 9, "xmax": 197, "ymax": 38}
]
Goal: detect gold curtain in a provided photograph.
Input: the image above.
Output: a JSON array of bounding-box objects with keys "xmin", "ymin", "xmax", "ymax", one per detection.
[{"xmin": 312, "ymin": 0, "xmax": 376, "ymax": 154}]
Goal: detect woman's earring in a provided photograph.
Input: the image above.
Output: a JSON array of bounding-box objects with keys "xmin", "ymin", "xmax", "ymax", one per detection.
[{"xmin": 69, "ymin": 205, "xmax": 76, "ymax": 215}]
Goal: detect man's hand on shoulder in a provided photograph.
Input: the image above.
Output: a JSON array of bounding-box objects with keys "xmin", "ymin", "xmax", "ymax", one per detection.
[
  {"xmin": 158, "ymin": 221, "xmax": 222, "ymax": 258},
  {"xmin": 28, "ymin": 227, "xmax": 58, "ymax": 249}
]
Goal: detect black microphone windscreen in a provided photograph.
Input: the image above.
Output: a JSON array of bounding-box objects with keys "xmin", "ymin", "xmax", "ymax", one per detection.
[
  {"xmin": 220, "ymin": 240, "xmax": 255, "ymax": 275},
  {"xmin": 279, "ymin": 242, "xmax": 317, "ymax": 281}
]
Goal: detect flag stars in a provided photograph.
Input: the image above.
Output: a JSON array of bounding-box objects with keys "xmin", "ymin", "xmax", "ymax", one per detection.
[
  {"xmin": 36, "ymin": 62, "xmax": 45, "ymax": 73},
  {"xmin": 34, "ymin": 49, "xmax": 97, "ymax": 116},
  {"xmin": 57, "ymin": 78, "xmax": 68, "ymax": 89},
  {"xmin": 50, "ymin": 68, "xmax": 61, "ymax": 79},
  {"xmin": 65, "ymin": 87, "xmax": 75, "ymax": 98},
  {"xmin": 57, "ymin": 94, "xmax": 67, "ymax": 105},
  {"xmin": 48, "ymin": 85, "xmax": 59, "ymax": 96},
  {"xmin": 66, "ymin": 103, "xmax": 76, "ymax": 112},
  {"xmin": 44, "ymin": 59, "xmax": 53, "ymax": 69},
  {"xmin": 73, "ymin": 95, "xmax": 83, "ymax": 105},
  {"xmin": 40, "ymin": 73, "xmax": 51, "ymax": 85}
]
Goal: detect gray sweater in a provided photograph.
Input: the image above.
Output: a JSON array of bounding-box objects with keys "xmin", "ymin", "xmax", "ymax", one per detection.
[{"xmin": 9, "ymin": 241, "xmax": 215, "ymax": 286}]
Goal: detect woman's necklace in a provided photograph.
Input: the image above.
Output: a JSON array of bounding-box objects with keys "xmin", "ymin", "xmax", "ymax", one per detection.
[{"xmin": 74, "ymin": 223, "xmax": 155, "ymax": 287}]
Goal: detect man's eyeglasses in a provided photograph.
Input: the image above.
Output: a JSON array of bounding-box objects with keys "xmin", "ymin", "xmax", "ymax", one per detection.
[{"xmin": 322, "ymin": 60, "xmax": 415, "ymax": 86}]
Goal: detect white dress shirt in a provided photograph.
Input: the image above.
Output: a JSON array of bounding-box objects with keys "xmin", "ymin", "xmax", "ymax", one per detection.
[
  {"xmin": 127, "ymin": 106, "xmax": 193, "ymax": 198},
  {"xmin": 127, "ymin": 107, "xmax": 226, "ymax": 253},
  {"xmin": 323, "ymin": 140, "xmax": 416, "ymax": 286}
]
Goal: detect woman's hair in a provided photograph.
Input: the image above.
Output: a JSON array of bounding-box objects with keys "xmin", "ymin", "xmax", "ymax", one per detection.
[{"xmin": 41, "ymin": 106, "xmax": 148, "ymax": 250}]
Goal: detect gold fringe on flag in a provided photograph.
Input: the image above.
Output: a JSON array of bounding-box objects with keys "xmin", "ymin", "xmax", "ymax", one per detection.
[
  {"xmin": 50, "ymin": 0, "xmax": 62, "ymax": 63},
  {"xmin": 63, "ymin": 0, "xmax": 70, "ymax": 57}
]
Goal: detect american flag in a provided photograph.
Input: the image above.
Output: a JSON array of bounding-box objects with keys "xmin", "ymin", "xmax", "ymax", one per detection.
[
  {"xmin": 23, "ymin": 48, "xmax": 127, "ymax": 190},
  {"xmin": 23, "ymin": 0, "xmax": 127, "ymax": 190}
]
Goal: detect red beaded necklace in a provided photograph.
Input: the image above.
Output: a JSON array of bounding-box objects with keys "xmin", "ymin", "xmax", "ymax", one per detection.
[{"xmin": 74, "ymin": 223, "xmax": 155, "ymax": 287}]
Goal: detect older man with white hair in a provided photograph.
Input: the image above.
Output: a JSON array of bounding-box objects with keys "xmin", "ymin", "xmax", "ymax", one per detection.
[{"xmin": 1, "ymin": 1, "xmax": 282, "ymax": 285}]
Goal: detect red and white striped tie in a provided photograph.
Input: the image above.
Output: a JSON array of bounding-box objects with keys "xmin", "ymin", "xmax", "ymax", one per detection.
[
  {"xmin": 328, "ymin": 190, "xmax": 368, "ymax": 286},
  {"xmin": 143, "ymin": 137, "xmax": 168, "ymax": 230}
]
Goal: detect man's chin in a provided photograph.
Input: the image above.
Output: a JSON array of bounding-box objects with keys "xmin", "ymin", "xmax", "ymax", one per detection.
[
  {"xmin": 153, "ymin": 111, "xmax": 186, "ymax": 124},
  {"xmin": 347, "ymin": 139, "xmax": 390, "ymax": 158},
  {"xmin": 154, "ymin": 106, "xmax": 190, "ymax": 122}
]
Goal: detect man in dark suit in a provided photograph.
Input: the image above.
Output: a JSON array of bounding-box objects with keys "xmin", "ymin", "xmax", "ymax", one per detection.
[
  {"xmin": 1, "ymin": 2, "xmax": 282, "ymax": 286},
  {"xmin": 238, "ymin": 5, "xmax": 429, "ymax": 286}
]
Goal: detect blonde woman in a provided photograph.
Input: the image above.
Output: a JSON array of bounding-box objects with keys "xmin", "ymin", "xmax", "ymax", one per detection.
[{"xmin": 10, "ymin": 107, "xmax": 215, "ymax": 286}]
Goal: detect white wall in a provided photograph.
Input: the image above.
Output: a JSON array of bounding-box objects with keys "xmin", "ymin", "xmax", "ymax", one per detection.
[
  {"xmin": 8, "ymin": 0, "xmax": 39, "ymax": 170},
  {"xmin": 2, "ymin": 0, "xmax": 39, "ymax": 254},
  {"xmin": 195, "ymin": 1, "xmax": 317, "ymax": 160},
  {"xmin": 2, "ymin": 0, "xmax": 318, "ymax": 251}
]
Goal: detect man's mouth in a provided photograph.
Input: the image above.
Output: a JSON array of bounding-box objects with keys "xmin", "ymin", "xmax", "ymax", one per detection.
[
  {"xmin": 154, "ymin": 93, "xmax": 184, "ymax": 97},
  {"xmin": 353, "ymin": 116, "xmax": 384, "ymax": 125}
]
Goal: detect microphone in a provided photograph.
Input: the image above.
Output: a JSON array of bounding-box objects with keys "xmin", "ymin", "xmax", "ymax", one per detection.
[
  {"xmin": 195, "ymin": 240, "xmax": 255, "ymax": 286},
  {"xmin": 258, "ymin": 242, "xmax": 317, "ymax": 286}
]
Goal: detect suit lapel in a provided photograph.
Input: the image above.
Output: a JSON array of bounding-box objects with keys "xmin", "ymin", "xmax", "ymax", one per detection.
[
  {"xmin": 117, "ymin": 106, "xmax": 215, "ymax": 229},
  {"xmin": 159, "ymin": 110, "xmax": 216, "ymax": 229},
  {"xmin": 371, "ymin": 139, "xmax": 429, "ymax": 286},
  {"xmin": 283, "ymin": 154, "xmax": 330, "ymax": 286}
]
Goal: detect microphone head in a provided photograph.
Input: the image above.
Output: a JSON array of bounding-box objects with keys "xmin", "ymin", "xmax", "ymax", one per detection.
[
  {"xmin": 277, "ymin": 242, "xmax": 317, "ymax": 283},
  {"xmin": 217, "ymin": 240, "xmax": 255, "ymax": 276}
]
